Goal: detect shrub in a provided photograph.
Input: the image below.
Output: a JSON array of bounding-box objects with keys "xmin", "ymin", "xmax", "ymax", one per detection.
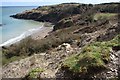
[
  {"xmin": 62, "ymin": 34, "xmax": 120, "ymax": 75},
  {"xmin": 2, "ymin": 26, "xmax": 81, "ymax": 65},
  {"xmin": 26, "ymin": 68, "xmax": 44, "ymax": 78}
]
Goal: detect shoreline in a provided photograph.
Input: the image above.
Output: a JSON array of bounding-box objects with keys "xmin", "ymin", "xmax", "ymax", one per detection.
[
  {"xmin": 31, "ymin": 26, "xmax": 53, "ymax": 40},
  {"xmin": 0, "ymin": 23, "xmax": 53, "ymax": 47}
]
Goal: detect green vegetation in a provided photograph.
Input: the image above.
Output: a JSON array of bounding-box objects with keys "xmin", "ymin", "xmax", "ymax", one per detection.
[
  {"xmin": 0, "ymin": 50, "xmax": 2, "ymax": 54},
  {"xmin": 94, "ymin": 13, "xmax": 117, "ymax": 20},
  {"xmin": 2, "ymin": 26, "xmax": 80, "ymax": 65},
  {"xmin": 62, "ymin": 34, "xmax": 120, "ymax": 75},
  {"xmin": 2, "ymin": 55, "xmax": 26, "ymax": 65},
  {"xmin": 0, "ymin": 50, "xmax": 2, "ymax": 66},
  {"xmin": 27, "ymin": 68, "xmax": 44, "ymax": 78},
  {"xmin": 2, "ymin": 37, "xmax": 36, "ymax": 65}
]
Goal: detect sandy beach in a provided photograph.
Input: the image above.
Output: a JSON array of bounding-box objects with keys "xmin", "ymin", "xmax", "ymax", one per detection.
[{"xmin": 31, "ymin": 26, "xmax": 53, "ymax": 40}]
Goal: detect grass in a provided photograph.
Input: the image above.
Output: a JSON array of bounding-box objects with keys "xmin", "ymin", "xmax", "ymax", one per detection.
[
  {"xmin": 94, "ymin": 13, "xmax": 117, "ymax": 20},
  {"xmin": 26, "ymin": 68, "xmax": 44, "ymax": 78},
  {"xmin": 0, "ymin": 50, "xmax": 2, "ymax": 66},
  {"xmin": 2, "ymin": 55, "xmax": 26, "ymax": 65},
  {"xmin": 62, "ymin": 34, "xmax": 120, "ymax": 75}
]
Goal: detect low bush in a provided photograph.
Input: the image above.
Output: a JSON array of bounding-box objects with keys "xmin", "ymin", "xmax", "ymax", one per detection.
[
  {"xmin": 62, "ymin": 34, "xmax": 120, "ymax": 75},
  {"xmin": 25, "ymin": 68, "xmax": 44, "ymax": 79}
]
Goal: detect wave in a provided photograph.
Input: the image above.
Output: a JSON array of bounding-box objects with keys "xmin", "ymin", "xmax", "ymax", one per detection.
[{"xmin": 0, "ymin": 26, "xmax": 43, "ymax": 47}]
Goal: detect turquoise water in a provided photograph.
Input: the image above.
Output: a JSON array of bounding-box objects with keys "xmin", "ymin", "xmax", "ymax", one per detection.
[{"xmin": 0, "ymin": 6, "xmax": 43, "ymax": 45}]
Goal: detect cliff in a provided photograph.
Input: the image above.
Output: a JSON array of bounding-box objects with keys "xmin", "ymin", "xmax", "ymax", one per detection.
[
  {"xmin": 2, "ymin": 2, "xmax": 120, "ymax": 79},
  {"xmin": 10, "ymin": 3, "xmax": 119, "ymax": 31}
]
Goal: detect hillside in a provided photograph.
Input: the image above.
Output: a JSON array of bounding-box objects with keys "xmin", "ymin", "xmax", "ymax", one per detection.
[{"xmin": 2, "ymin": 2, "xmax": 120, "ymax": 79}]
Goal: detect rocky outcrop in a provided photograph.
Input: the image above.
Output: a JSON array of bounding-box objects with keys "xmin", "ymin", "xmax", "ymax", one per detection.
[
  {"xmin": 10, "ymin": 3, "xmax": 119, "ymax": 31},
  {"xmin": 10, "ymin": 3, "xmax": 93, "ymax": 24},
  {"xmin": 55, "ymin": 49, "xmax": 120, "ymax": 79},
  {"xmin": 2, "ymin": 43, "xmax": 78, "ymax": 78},
  {"xmin": 97, "ymin": 18, "xmax": 120, "ymax": 41},
  {"xmin": 98, "ymin": 49, "xmax": 120, "ymax": 79}
]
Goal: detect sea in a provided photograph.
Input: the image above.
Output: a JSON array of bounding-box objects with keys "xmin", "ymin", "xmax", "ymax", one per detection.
[{"xmin": 0, "ymin": 6, "xmax": 44, "ymax": 46}]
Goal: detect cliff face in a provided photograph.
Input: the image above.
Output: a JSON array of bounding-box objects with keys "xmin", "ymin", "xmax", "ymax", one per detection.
[
  {"xmin": 10, "ymin": 3, "xmax": 119, "ymax": 31},
  {"xmin": 11, "ymin": 3, "xmax": 88, "ymax": 23},
  {"xmin": 3, "ymin": 2, "xmax": 120, "ymax": 79}
]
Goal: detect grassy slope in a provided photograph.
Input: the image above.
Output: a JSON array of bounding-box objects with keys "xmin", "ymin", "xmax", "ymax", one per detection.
[
  {"xmin": 94, "ymin": 13, "xmax": 117, "ymax": 20},
  {"xmin": 63, "ymin": 34, "xmax": 120, "ymax": 75}
]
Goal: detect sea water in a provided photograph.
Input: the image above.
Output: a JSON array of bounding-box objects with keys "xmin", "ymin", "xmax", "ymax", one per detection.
[{"xmin": 0, "ymin": 6, "xmax": 44, "ymax": 46}]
